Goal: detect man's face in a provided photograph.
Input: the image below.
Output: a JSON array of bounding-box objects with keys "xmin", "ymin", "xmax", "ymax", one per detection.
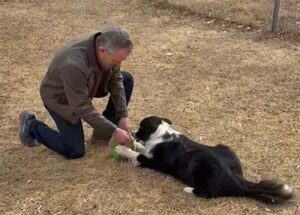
[{"xmin": 98, "ymin": 47, "xmax": 130, "ymax": 69}]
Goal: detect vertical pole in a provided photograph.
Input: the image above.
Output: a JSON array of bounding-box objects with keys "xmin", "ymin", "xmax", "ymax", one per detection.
[{"xmin": 271, "ymin": 0, "xmax": 281, "ymax": 33}]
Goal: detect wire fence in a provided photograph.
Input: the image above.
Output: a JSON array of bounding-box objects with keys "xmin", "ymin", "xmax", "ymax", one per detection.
[
  {"xmin": 272, "ymin": 0, "xmax": 281, "ymax": 32},
  {"xmin": 153, "ymin": 0, "xmax": 300, "ymax": 38}
]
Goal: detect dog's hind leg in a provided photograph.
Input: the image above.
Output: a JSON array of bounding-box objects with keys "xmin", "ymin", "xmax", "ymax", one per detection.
[
  {"xmin": 184, "ymin": 186, "xmax": 211, "ymax": 198},
  {"xmin": 183, "ymin": 187, "xmax": 194, "ymax": 194}
]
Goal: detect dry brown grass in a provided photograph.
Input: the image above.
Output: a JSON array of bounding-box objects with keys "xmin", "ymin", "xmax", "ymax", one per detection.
[
  {"xmin": 0, "ymin": 0, "xmax": 299, "ymax": 214},
  {"xmin": 153, "ymin": 0, "xmax": 300, "ymax": 39}
]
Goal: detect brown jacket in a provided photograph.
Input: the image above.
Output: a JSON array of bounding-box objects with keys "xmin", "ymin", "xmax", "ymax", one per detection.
[{"xmin": 40, "ymin": 32, "xmax": 128, "ymax": 139}]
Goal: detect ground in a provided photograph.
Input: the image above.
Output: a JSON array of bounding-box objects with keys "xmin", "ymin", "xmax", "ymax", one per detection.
[{"xmin": 0, "ymin": 0, "xmax": 299, "ymax": 214}]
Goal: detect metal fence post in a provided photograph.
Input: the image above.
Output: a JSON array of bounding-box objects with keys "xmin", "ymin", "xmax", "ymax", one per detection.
[{"xmin": 271, "ymin": 0, "xmax": 281, "ymax": 33}]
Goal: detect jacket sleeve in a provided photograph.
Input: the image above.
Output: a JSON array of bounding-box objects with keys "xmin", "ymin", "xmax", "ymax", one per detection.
[
  {"xmin": 108, "ymin": 70, "xmax": 128, "ymax": 120},
  {"xmin": 60, "ymin": 65, "xmax": 117, "ymax": 139}
]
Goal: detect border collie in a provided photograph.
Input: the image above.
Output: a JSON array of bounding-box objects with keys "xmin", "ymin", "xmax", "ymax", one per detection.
[{"xmin": 115, "ymin": 116, "xmax": 294, "ymax": 204}]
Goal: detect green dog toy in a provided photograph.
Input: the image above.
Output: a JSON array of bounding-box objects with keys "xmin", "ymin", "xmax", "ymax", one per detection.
[{"xmin": 109, "ymin": 137, "xmax": 139, "ymax": 160}]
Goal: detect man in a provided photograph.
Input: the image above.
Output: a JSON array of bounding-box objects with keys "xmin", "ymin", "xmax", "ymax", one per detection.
[{"xmin": 19, "ymin": 27, "xmax": 134, "ymax": 159}]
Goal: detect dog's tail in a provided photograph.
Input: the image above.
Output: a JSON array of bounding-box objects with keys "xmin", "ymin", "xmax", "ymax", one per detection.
[
  {"xmin": 243, "ymin": 179, "xmax": 294, "ymax": 204},
  {"xmin": 191, "ymin": 153, "xmax": 294, "ymax": 204}
]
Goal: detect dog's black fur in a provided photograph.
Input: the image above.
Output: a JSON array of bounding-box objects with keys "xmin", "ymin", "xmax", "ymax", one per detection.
[{"xmin": 134, "ymin": 116, "xmax": 293, "ymax": 204}]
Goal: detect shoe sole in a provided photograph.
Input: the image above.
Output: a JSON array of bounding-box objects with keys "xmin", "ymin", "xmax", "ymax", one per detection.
[{"xmin": 19, "ymin": 110, "xmax": 37, "ymax": 146}]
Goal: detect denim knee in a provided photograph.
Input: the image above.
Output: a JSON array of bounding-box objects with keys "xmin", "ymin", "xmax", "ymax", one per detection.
[
  {"xmin": 64, "ymin": 143, "xmax": 85, "ymax": 159},
  {"xmin": 65, "ymin": 150, "xmax": 85, "ymax": 159}
]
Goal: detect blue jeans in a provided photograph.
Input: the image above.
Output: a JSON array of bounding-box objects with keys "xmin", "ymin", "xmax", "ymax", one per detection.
[{"xmin": 29, "ymin": 71, "xmax": 134, "ymax": 159}]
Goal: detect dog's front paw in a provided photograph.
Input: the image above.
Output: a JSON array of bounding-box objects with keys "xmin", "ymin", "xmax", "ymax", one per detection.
[
  {"xmin": 115, "ymin": 145, "xmax": 140, "ymax": 165},
  {"xmin": 115, "ymin": 145, "xmax": 128, "ymax": 156}
]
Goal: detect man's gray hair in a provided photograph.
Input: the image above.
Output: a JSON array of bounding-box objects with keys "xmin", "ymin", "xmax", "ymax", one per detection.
[{"xmin": 96, "ymin": 26, "xmax": 133, "ymax": 53}]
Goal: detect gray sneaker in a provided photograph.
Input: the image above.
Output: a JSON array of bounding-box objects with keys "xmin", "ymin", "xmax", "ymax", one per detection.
[{"xmin": 19, "ymin": 110, "xmax": 39, "ymax": 147}]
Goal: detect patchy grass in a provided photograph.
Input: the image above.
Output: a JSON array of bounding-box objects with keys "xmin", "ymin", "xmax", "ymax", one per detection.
[{"xmin": 0, "ymin": 0, "xmax": 299, "ymax": 214}]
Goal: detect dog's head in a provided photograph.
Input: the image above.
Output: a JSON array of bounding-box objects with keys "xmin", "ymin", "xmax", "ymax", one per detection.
[{"xmin": 134, "ymin": 116, "xmax": 174, "ymax": 145}]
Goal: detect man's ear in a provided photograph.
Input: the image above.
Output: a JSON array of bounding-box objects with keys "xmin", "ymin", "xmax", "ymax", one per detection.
[
  {"xmin": 162, "ymin": 118, "xmax": 172, "ymax": 125},
  {"xmin": 98, "ymin": 47, "xmax": 106, "ymax": 55}
]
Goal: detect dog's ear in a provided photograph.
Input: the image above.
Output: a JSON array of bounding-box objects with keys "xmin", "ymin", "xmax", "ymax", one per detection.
[{"xmin": 162, "ymin": 118, "xmax": 172, "ymax": 125}]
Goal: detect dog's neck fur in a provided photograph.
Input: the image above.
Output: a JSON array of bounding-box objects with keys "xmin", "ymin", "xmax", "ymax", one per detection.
[{"xmin": 143, "ymin": 121, "xmax": 181, "ymax": 157}]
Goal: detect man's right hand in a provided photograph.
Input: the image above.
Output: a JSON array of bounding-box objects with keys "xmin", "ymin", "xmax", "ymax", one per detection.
[{"xmin": 112, "ymin": 128, "xmax": 132, "ymax": 146}]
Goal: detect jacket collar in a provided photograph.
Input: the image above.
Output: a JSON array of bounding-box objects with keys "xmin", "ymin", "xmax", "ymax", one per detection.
[{"xmin": 87, "ymin": 32, "xmax": 103, "ymax": 73}]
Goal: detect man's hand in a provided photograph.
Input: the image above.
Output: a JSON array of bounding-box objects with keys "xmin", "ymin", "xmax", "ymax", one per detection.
[
  {"xmin": 112, "ymin": 128, "xmax": 132, "ymax": 146},
  {"xmin": 118, "ymin": 117, "xmax": 131, "ymax": 134}
]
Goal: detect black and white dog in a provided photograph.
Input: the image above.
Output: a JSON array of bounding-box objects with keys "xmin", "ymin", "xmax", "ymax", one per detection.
[{"xmin": 116, "ymin": 116, "xmax": 294, "ymax": 204}]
